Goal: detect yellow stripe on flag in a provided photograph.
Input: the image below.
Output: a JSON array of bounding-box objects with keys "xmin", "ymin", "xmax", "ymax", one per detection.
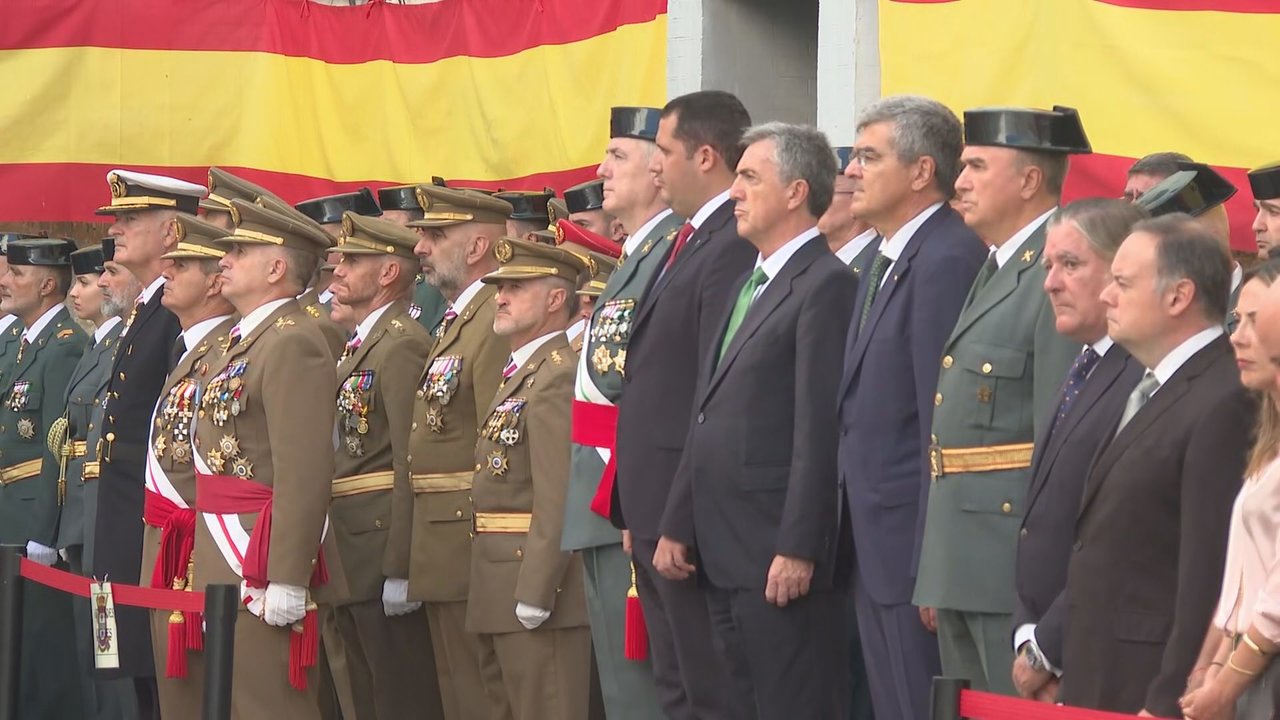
[
  {"xmin": 879, "ymin": 0, "xmax": 1280, "ymax": 167},
  {"xmin": 0, "ymin": 16, "xmax": 666, "ymax": 183}
]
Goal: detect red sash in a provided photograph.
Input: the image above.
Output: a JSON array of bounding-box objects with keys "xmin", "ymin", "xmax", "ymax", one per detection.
[
  {"xmin": 143, "ymin": 489, "xmax": 202, "ymax": 678},
  {"xmin": 571, "ymin": 400, "xmax": 619, "ymax": 519}
]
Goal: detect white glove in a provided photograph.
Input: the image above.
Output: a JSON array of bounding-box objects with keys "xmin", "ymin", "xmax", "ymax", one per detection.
[
  {"xmin": 58, "ymin": 547, "xmax": 69, "ymax": 563},
  {"xmin": 382, "ymin": 577, "xmax": 421, "ymax": 617},
  {"xmin": 25, "ymin": 541, "xmax": 57, "ymax": 567},
  {"xmin": 262, "ymin": 582, "xmax": 308, "ymax": 627},
  {"xmin": 515, "ymin": 601, "xmax": 550, "ymax": 630}
]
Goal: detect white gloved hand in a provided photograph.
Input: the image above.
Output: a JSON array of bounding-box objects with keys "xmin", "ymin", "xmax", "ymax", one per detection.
[
  {"xmin": 25, "ymin": 541, "xmax": 58, "ymax": 567},
  {"xmin": 382, "ymin": 577, "xmax": 421, "ymax": 617},
  {"xmin": 262, "ymin": 582, "xmax": 308, "ymax": 627},
  {"xmin": 515, "ymin": 601, "xmax": 551, "ymax": 630},
  {"xmin": 58, "ymin": 547, "xmax": 69, "ymax": 563}
]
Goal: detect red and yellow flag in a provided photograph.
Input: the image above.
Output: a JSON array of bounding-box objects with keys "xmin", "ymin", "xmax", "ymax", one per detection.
[
  {"xmin": 0, "ymin": 0, "xmax": 668, "ymax": 222},
  {"xmin": 880, "ymin": 0, "xmax": 1280, "ymax": 251}
]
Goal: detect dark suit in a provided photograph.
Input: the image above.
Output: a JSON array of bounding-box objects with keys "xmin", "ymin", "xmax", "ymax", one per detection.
[
  {"xmin": 1012, "ymin": 343, "xmax": 1141, "ymax": 670},
  {"xmin": 613, "ymin": 197, "xmax": 755, "ymax": 720},
  {"xmin": 92, "ymin": 285, "xmax": 180, "ymax": 713},
  {"xmin": 661, "ymin": 235, "xmax": 855, "ymax": 719},
  {"xmin": 1062, "ymin": 335, "xmax": 1255, "ymax": 716},
  {"xmin": 838, "ymin": 205, "xmax": 986, "ymax": 720}
]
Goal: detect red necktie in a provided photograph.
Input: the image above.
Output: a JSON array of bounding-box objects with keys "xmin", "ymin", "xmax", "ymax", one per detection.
[
  {"xmin": 663, "ymin": 222, "xmax": 696, "ymax": 272},
  {"xmin": 502, "ymin": 358, "xmax": 518, "ymax": 379}
]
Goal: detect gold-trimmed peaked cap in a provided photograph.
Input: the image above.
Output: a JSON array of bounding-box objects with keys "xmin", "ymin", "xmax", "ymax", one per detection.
[
  {"xmin": 576, "ymin": 251, "xmax": 618, "ymax": 297},
  {"xmin": 163, "ymin": 215, "xmax": 229, "ymax": 260},
  {"xmin": 202, "ymin": 167, "xmax": 286, "ymax": 214},
  {"xmin": 218, "ymin": 199, "xmax": 333, "ymax": 257},
  {"xmin": 482, "ymin": 236, "xmax": 589, "ymax": 284},
  {"xmin": 334, "ymin": 212, "xmax": 419, "ymax": 259},
  {"xmin": 408, "ymin": 186, "xmax": 513, "ymax": 228},
  {"xmin": 97, "ymin": 169, "xmax": 206, "ymax": 216}
]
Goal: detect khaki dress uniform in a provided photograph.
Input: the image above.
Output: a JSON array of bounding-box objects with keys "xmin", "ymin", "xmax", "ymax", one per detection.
[
  {"xmin": 191, "ymin": 200, "xmax": 348, "ymax": 719},
  {"xmin": 468, "ymin": 239, "xmax": 591, "ymax": 720},
  {"xmin": 325, "ymin": 213, "xmax": 444, "ymax": 720},
  {"xmin": 397, "ymin": 186, "xmax": 513, "ymax": 720}
]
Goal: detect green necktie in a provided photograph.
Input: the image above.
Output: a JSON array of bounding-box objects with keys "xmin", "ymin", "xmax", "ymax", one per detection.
[
  {"xmin": 971, "ymin": 253, "xmax": 999, "ymax": 294},
  {"xmin": 858, "ymin": 253, "xmax": 892, "ymax": 332},
  {"xmin": 718, "ymin": 267, "xmax": 769, "ymax": 363}
]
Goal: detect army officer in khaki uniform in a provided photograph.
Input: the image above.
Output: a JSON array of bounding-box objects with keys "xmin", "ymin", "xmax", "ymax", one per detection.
[
  {"xmin": 191, "ymin": 199, "xmax": 346, "ymax": 717},
  {"xmin": 469, "ymin": 237, "xmax": 591, "ymax": 720},
  {"xmin": 398, "ymin": 186, "xmax": 513, "ymax": 720},
  {"xmin": 140, "ymin": 215, "xmax": 236, "ymax": 715},
  {"xmin": 327, "ymin": 211, "xmax": 444, "ymax": 719}
]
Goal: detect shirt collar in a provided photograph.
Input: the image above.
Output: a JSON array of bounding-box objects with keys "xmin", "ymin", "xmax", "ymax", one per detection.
[
  {"xmin": 690, "ymin": 189, "xmax": 732, "ymax": 230},
  {"xmin": 624, "ymin": 208, "xmax": 675, "ymax": 256},
  {"xmin": 1231, "ymin": 263, "xmax": 1243, "ymax": 294},
  {"xmin": 94, "ymin": 316, "xmax": 122, "ymax": 344},
  {"xmin": 1149, "ymin": 325, "xmax": 1224, "ymax": 387},
  {"xmin": 509, "ymin": 331, "xmax": 563, "ymax": 370},
  {"xmin": 756, "ymin": 227, "xmax": 820, "ymax": 281},
  {"xmin": 566, "ymin": 317, "xmax": 587, "ymax": 343},
  {"xmin": 1090, "ymin": 336, "xmax": 1115, "ymax": 357},
  {"xmin": 318, "ymin": 288, "xmax": 334, "ymax": 305},
  {"xmin": 22, "ymin": 304, "xmax": 64, "ymax": 344},
  {"xmin": 235, "ymin": 297, "xmax": 293, "ymax": 338},
  {"xmin": 835, "ymin": 227, "xmax": 880, "ymax": 265},
  {"xmin": 182, "ymin": 314, "xmax": 233, "ymax": 361},
  {"xmin": 354, "ymin": 302, "xmax": 394, "ymax": 344},
  {"xmin": 138, "ymin": 275, "xmax": 165, "ymax": 305},
  {"xmin": 0, "ymin": 315, "xmax": 19, "ymax": 335},
  {"xmin": 449, "ymin": 278, "xmax": 487, "ymax": 316},
  {"xmin": 879, "ymin": 202, "xmax": 943, "ymax": 262},
  {"xmin": 993, "ymin": 208, "xmax": 1055, "ymax": 269}
]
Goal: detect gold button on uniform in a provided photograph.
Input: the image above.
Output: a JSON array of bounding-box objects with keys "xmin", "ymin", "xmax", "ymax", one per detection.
[
  {"xmin": 1001, "ymin": 502, "xmax": 1013, "ymax": 513},
  {"xmin": 942, "ymin": 355, "xmax": 953, "ymax": 369},
  {"xmin": 374, "ymin": 519, "xmax": 384, "ymax": 529},
  {"xmin": 515, "ymin": 548, "xmax": 523, "ymax": 558},
  {"xmin": 454, "ymin": 509, "xmax": 463, "ymax": 519},
  {"xmin": 411, "ymin": 422, "xmax": 418, "ymax": 431},
  {"xmin": 981, "ymin": 362, "xmax": 993, "ymax": 374},
  {"xmin": 475, "ymin": 464, "xmax": 482, "ymax": 472},
  {"xmin": 934, "ymin": 393, "xmax": 943, "ymax": 406},
  {"xmin": 406, "ymin": 454, "xmax": 412, "ymax": 463}
]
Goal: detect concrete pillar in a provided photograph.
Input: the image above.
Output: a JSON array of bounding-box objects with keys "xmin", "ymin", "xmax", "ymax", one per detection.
[{"xmin": 817, "ymin": 0, "xmax": 880, "ymax": 145}]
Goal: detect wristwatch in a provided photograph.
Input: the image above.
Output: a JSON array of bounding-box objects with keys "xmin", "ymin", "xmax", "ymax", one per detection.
[{"xmin": 1019, "ymin": 641, "xmax": 1049, "ymax": 673}]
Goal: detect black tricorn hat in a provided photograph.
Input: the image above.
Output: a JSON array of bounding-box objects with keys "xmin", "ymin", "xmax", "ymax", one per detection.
[
  {"xmin": 963, "ymin": 106, "xmax": 1091, "ymax": 154},
  {"xmin": 70, "ymin": 244, "xmax": 106, "ymax": 275},
  {"xmin": 610, "ymin": 106, "xmax": 662, "ymax": 142},
  {"xmin": 1248, "ymin": 162, "xmax": 1280, "ymax": 202},
  {"xmin": 0, "ymin": 232, "xmax": 42, "ymax": 256},
  {"xmin": 295, "ymin": 187, "xmax": 382, "ymax": 225},
  {"xmin": 833, "ymin": 146, "xmax": 855, "ymax": 174},
  {"xmin": 376, "ymin": 185, "xmax": 420, "ymax": 212},
  {"xmin": 564, "ymin": 179, "xmax": 605, "ymax": 213},
  {"xmin": 8, "ymin": 238, "xmax": 77, "ymax": 266},
  {"xmin": 1137, "ymin": 162, "xmax": 1237, "ymax": 218},
  {"xmin": 101, "ymin": 237, "xmax": 116, "ymax": 262},
  {"xmin": 494, "ymin": 189, "xmax": 555, "ymax": 221}
]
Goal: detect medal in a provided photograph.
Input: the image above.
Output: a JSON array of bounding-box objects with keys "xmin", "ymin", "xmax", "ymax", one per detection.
[
  {"xmin": 219, "ymin": 434, "xmax": 240, "ymax": 457},
  {"xmin": 345, "ymin": 436, "xmax": 364, "ymax": 457},
  {"xmin": 426, "ymin": 410, "xmax": 443, "ymax": 433},
  {"xmin": 357, "ymin": 417, "xmax": 369, "ymax": 435},
  {"xmin": 154, "ymin": 434, "xmax": 167, "ymax": 457},
  {"xmin": 592, "ymin": 345, "xmax": 612, "ymax": 374},
  {"xmin": 171, "ymin": 440, "xmax": 191, "ymax": 464},
  {"xmin": 486, "ymin": 449, "xmax": 508, "ymax": 476},
  {"xmin": 499, "ymin": 428, "xmax": 520, "ymax": 446},
  {"xmin": 206, "ymin": 448, "xmax": 226, "ymax": 473},
  {"xmin": 16, "ymin": 417, "xmax": 34, "ymax": 440},
  {"xmin": 230, "ymin": 457, "xmax": 254, "ymax": 479}
]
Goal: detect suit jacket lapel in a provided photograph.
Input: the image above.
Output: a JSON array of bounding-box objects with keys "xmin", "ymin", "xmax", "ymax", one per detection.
[
  {"xmin": 947, "ymin": 224, "xmax": 1048, "ymax": 347},
  {"xmin": 338, "ymin": 304, "xmax": 404, "ymax": 378},
  {"xmin": 611, "ymin": 213, "xmax": 680, "ymax": 292},
  {"xmin": 634, "ymin": 200, "xmax": 736, "ymax": 336},
  {"xmin": 432, "ymin": 286, "xmax": 494, "ymax": 361},
  {"xmin": 10, "ymin": 307, "xmax": 70, "ymax": 385},
  {"xmin": 110, "ymin": 289, "xmax": 165, "ymax": 376},
  {"xmin": 487, "ymin": 336, "xmax": 568, "ymax": 414}
]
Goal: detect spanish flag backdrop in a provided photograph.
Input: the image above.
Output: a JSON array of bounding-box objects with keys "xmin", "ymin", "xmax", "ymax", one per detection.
[
  {"xmin": 0, "ymin": 0, "xmax": 668, "ymax": 223},
  {"xmin": 880, "ymin": 0, "xmax": 1280, "ymax": 252}
]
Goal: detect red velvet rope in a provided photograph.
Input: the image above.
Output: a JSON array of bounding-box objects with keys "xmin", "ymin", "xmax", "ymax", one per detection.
[
  {"xmin": 18, "ymin": 558, "xmax": 205, "ymax": 614},
  {"xmin": 960, "ymin": 689, "xmax": 1159, "ymax": 719}
]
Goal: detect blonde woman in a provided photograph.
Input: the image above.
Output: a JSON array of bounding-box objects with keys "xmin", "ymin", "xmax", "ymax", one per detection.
[{"xmin": 1182, "ymin": 260, "xmax": 1280, "ymax": 719}]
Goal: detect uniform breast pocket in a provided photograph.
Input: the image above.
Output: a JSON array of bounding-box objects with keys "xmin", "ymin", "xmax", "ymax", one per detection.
[
  {"xmin": 956, "ymin": 344, "xmax": 1027, "ymax": 430},
  {"xmin": 335, "ymin": 497, "xmax": 389, "ymax": 536},
  {"xmin": 10, "ymin": 389, "xmax": 42, "ymax": 443}
]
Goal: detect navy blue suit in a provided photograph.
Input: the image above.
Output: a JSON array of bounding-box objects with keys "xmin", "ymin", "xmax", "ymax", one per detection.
[{"xmin": 837, "ymin": 204, "xmax": 986, "ymax": 720}]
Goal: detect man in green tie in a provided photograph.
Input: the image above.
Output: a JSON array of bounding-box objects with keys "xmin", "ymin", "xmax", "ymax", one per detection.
[{"xmin": 656, "ymin": 121, "xmax": 857, "ymax": 719}]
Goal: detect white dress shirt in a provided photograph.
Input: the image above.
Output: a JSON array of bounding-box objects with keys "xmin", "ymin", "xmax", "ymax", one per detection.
[
  {"xmin": 234, "ymin": 297, "xmax": 293, "ymax": 337},
  {"xmin": 834, "ymin": 227, "xmax": 879, "ymax": 266},
  {"xmin": 877, "ymin": 202, "xmax": 944, "ymax": 288},
  {"xmin": 179, "ymin": 314, "xmax": 233, "ymax": 363},
  {"xmin": 750, "ymin": 227, "xmax": 821, "ymax": 300},
  {"xmin": 992, "ymin": 208, "xmax": 1055, "ymax": 269},
  {"xmin": 93, "ymin": 316, "xmax": 122, "ymax": 345},
  {"xmin": 21, "ymin": 303, "xmax": 65, "ymax": 345},
  {"xmin": 624, "ymin": 208, "xmax": 676, "ymax": 257}
]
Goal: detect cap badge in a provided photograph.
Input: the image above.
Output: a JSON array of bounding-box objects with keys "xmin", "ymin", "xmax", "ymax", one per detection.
[
  {"xmin": 495, "ymin": 238, "xmax": 514, "ymax": 263},
  {"xmin": 228, "ymin": 204, "xmax": 241, "ymax": 226},
  {"xmin": 108, "ymin": 173, "xmax": 126, "ymax": 199},
  {"xmin": 415, "ymin": 186, "xmax": 431, "ymax": 212},
  {"xmin": 172, "ymin": 219, "xmax": 186, "ymax": 242}
]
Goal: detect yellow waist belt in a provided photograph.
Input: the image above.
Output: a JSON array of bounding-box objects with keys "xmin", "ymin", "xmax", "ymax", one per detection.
[
  {"xmin": 929, "ymin": 442, "xmax": 1034, "ymax": 480},
  {"xmin": 332, "ymin": 471, "xmax": 395, "ymax": 498},
  {"xmin": 0, "ymin": 458, "xmax": 43, "ymax": 485},
  {"xmin": 411, "ymin": 471, "xmax": 473, "ymax": 493},
  {"xmin": 474, "ymin": 512, "xmax": 531, "ymax": 534},
  {"xmin": 82, "ymin": 462, "xmax": 101, "ymax": 480}
]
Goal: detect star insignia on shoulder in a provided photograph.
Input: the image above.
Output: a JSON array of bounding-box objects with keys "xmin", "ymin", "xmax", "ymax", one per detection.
[
  {"xmin": 550, "ymin": 350, "xmax": 563, "ymax": 366},
  {"xmin": 1021, "ymin": 250, "xmax": 1035, "ymax": 263},
  {"xmin": 305, "ymin": 305, "xmax": 321, "ymax": 318}
]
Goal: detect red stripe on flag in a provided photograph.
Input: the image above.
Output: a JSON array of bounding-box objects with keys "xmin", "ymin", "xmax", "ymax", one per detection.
[
  {"xmin": 0, "ymin": 163, "xmax": 599, "ymax": 224},
  {"xmin": 1065, "ymin": 153, "xmax": 1259, "ymax": 253},
  {"xmin": 0, "ymin": 0, "xmax": 666, "ymax": 64},
  {"xmin": 1093, "ymin": 0, "xmax": 1280, "ymax": 12}
]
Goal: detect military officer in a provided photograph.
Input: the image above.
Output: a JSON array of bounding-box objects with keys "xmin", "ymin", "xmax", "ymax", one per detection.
[
  {"xmin": 913, "ymin": 106, "xmax": 1086, "ymax": 694},
  {"xmin": 553, "ymin": 219, "xmax": 621, "ymax": 353},
  {"xmin": 0, "ymin": 237, "xmax": 87, "ymax": 718},
  {"xmin": 0, "ymin": 233, "xmax": 39, "ymax": 391},
  {"xmin": 325, "ymin": 211, "xmax": 445, "ymax": 720},
  {"xmin": 94, "ymin": 169, "xmax": 205, "ymax": 717},
  {"xmin": 398, "ymin": 186, "xmax": 512, "ymax": 720},
  {"xmin": 563, "ymin": 106, "xmax": 679, "ymax": 720},
  {"xmin": 574, "ymin": 252, "xmax": 618, "ymax": 349},
  {"xmin": 139, "ymin": 214, "xmax": 237, "ymax": 715},
  {"xmin": 820, "ymin": 147, "xmax": 879, "ymax": 273},
  {"xmin": 191, "ymin": 199, "xmax": 347, "ymax": 716},
  {"xmin": 495, "ymin": 188, "xmax": 554, "ymax": 239},
  {"xmin": 1250, "ymin": 163, "xmax": 1280, "ymax": 260},
  {"xmin": 564, "ymin": 178, "xmax": 615, "ymax": 238},
  {"xmin": 200, "ymin": 167, "xmax": 288, "ymax": 231},
  {"xmin": 376, "ymin": 183, "xmax": 450, "ymax": 331},
  {"xmin": 468, "ymin": 237, "xmax": 592, "ymax": 719}
]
